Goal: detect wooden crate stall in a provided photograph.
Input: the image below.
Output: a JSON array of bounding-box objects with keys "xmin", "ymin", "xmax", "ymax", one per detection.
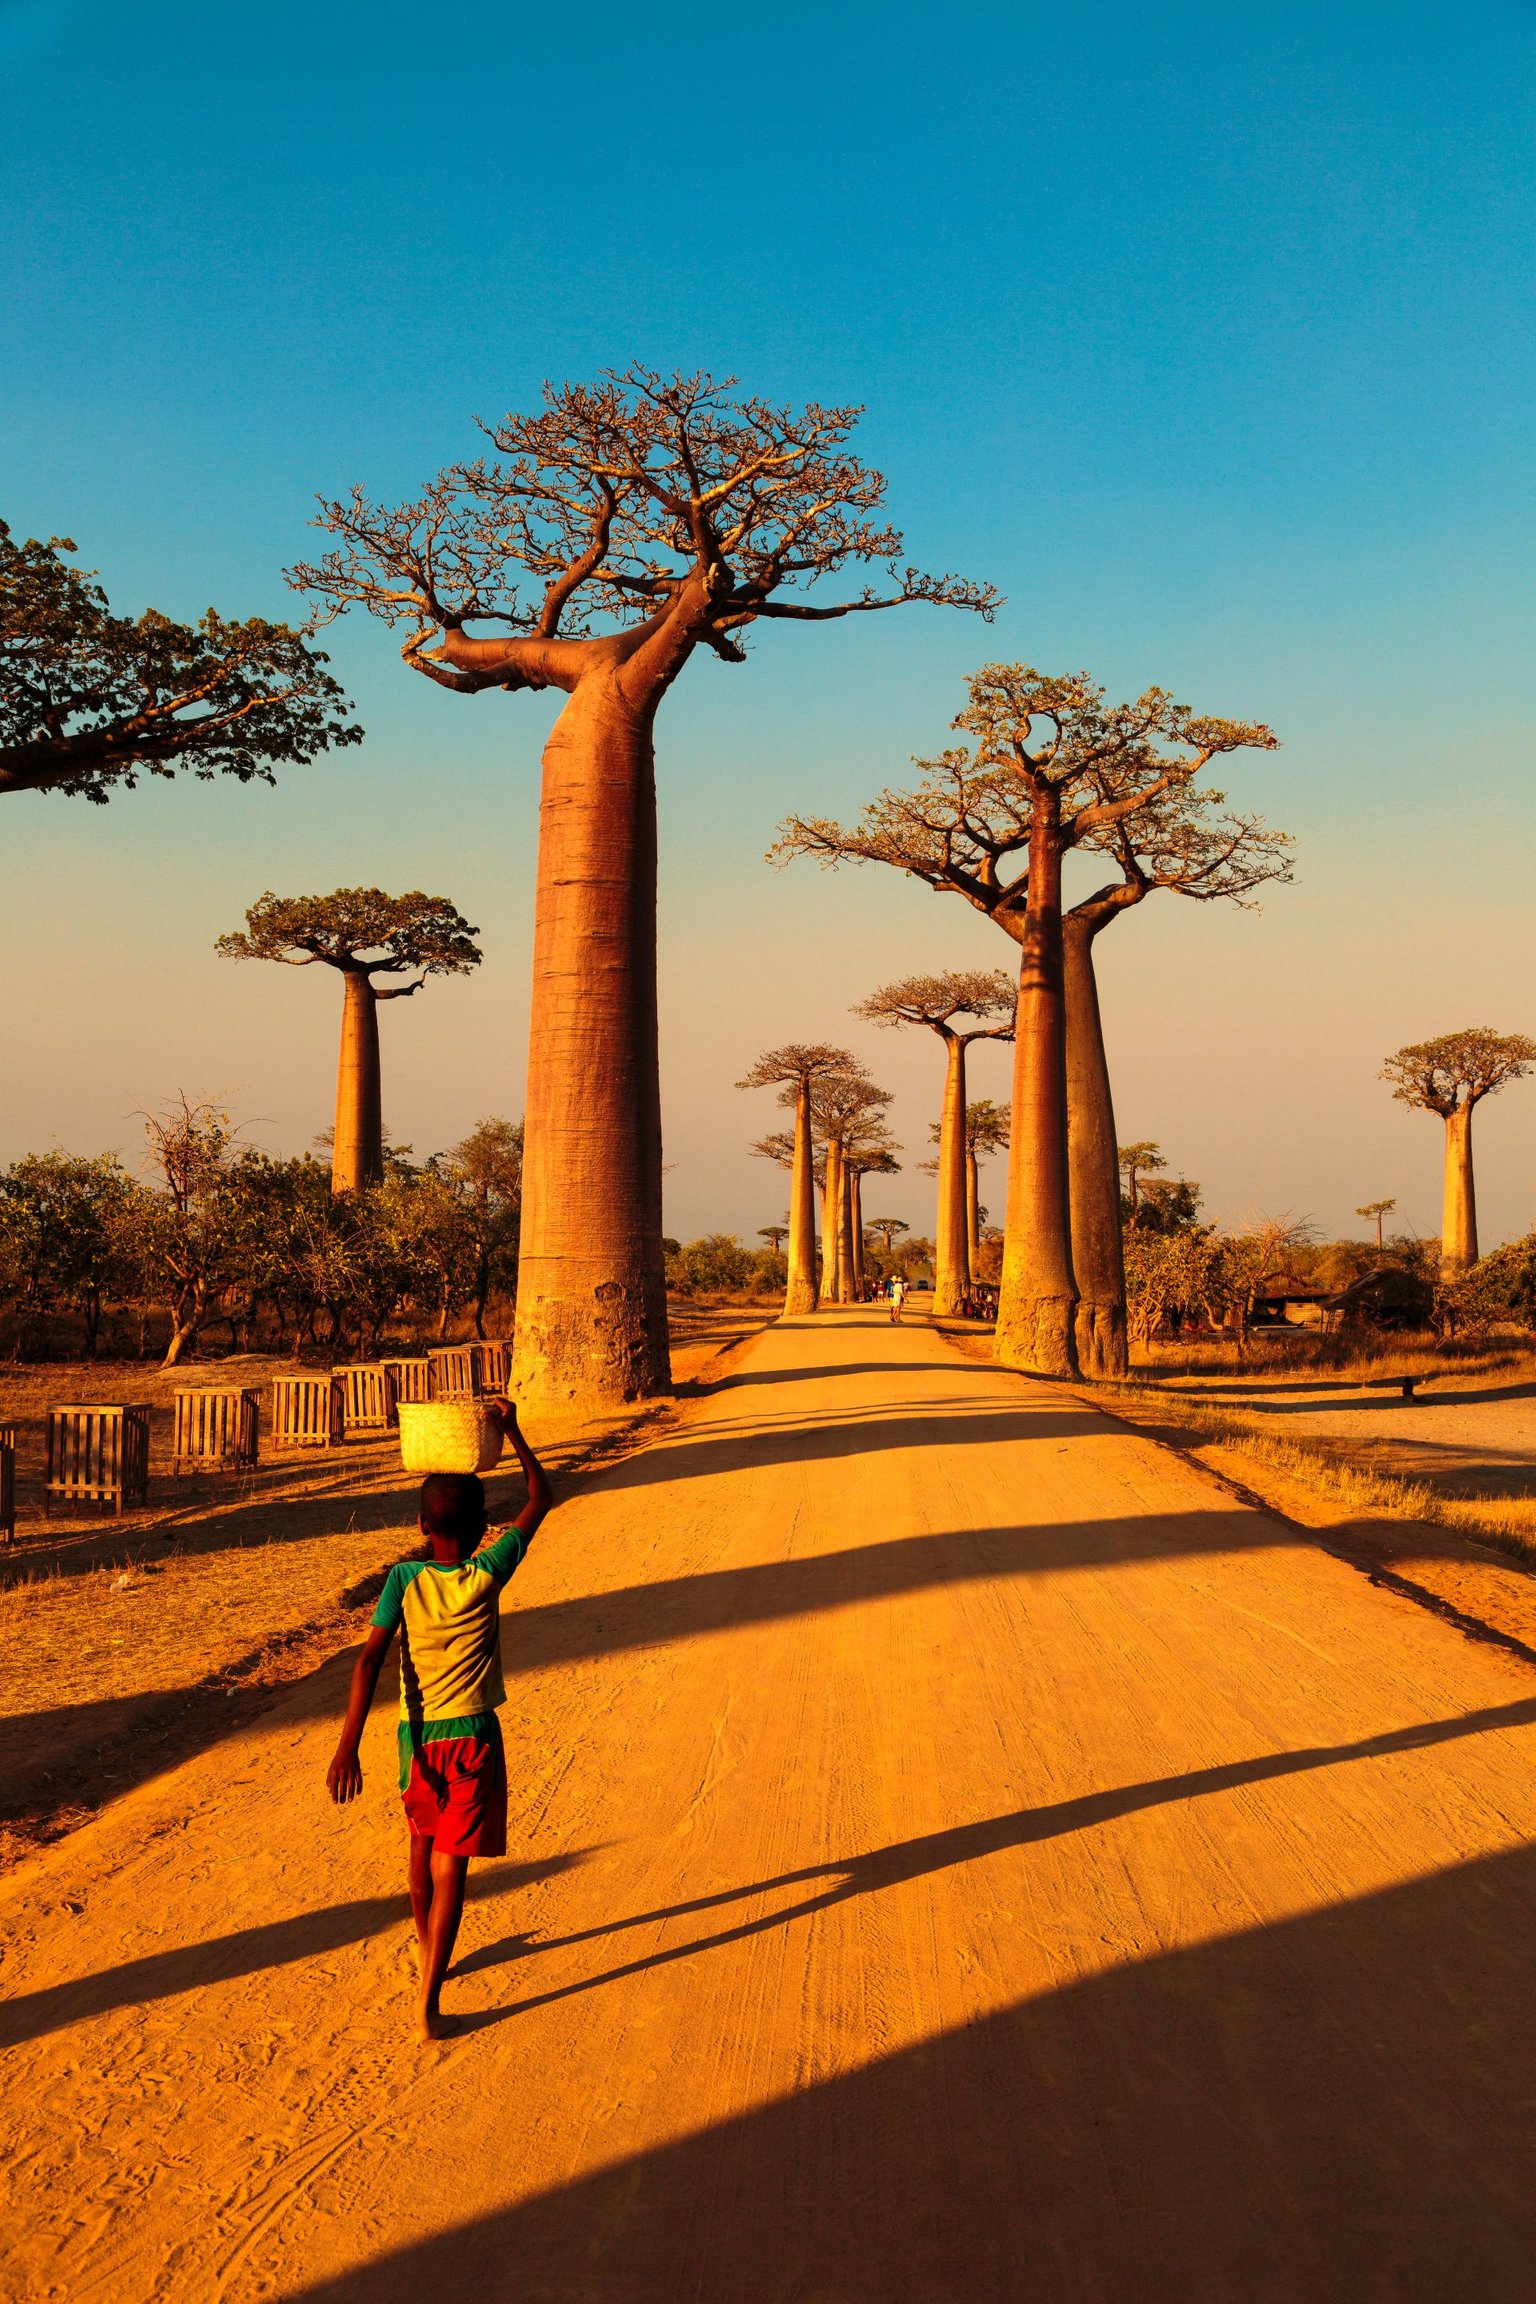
[
  {"xmin": 428, "ymin": 1345, "xmax": 483, "ymax": 1402},
  {"xmin": 472, "ymin": 1339, "xmax": 511, "ymax": 1394},
  {"xmin": 0, "ymin": 1429, "xmax": 13, "ymax": 1545},
  {"xmin": 336, "ymin": 1363, "xmax": 397, "ymax": 1436},
  {"xmin": 173, "ymin": 1387, "xmax": 259, "ymax": 1475},
  {"xmin": 44, "ymin": 1405, "xmax": 151, "ymax": 1516},
  {"xmin": 382, "ymin": 1356, "xmax": 430, "ymax": 1408},
  {"xmin": 269, "ymin": 1374, "xmax": 343, "ymax": 1450}
]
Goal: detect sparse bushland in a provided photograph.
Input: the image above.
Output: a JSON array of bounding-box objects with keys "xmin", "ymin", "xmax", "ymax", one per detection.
[{"xmin": 294, "ymin": 370, "xmax": 995, "ymax": 1408}]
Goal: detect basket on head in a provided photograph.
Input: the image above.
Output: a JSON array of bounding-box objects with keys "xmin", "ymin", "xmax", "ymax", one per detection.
[{"xmin": 398, "ymin": 1401, "xmax": 504, "ymax": 1476}]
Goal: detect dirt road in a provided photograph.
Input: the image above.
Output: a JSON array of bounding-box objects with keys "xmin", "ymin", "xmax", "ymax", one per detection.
[{"xmin": 7, "ymin": 1308, "xmax": 1536, "ymax": 2302}]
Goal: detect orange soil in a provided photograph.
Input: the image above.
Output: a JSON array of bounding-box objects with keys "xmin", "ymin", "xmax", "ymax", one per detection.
[{"xmin": 6, "ymin": 1309, "xmax": 1536, "ymax": 2298}]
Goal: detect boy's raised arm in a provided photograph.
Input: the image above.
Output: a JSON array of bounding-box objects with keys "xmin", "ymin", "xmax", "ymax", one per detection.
[{"xmin": 488, "ymin": 1401, "xmax": 553, "ymax": 1544}]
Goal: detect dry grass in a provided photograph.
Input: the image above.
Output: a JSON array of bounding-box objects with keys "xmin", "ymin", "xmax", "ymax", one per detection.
[{"xmin": 0, "ymin": 1303, "xmax": 774, "ymax": 1869}]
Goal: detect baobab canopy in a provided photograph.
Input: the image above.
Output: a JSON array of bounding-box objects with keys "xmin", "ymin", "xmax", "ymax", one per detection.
[{"xmin": 0, "ymin": 519, "xmax": 360, "ymax": 802}]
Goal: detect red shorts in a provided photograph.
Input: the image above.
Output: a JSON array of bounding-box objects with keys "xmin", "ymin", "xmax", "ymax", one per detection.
[{"xmin": 401, "ymin": 1727, "xmax": 507, "ymax": 1859}]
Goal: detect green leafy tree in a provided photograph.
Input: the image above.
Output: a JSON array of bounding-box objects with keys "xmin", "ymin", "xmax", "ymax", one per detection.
[
  {"xmin": 0, "ymin": 519, "xmax": 358, "ymax": 801},
  {"xmin": 217, "ymin": 889, "xmax": 481, "ymax": 1194},
  {"xmin": 0, "ymin": 1152, "xmax": 140, "ymax": 1356}
]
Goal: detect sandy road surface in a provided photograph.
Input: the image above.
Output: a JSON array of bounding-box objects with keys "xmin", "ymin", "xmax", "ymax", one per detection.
[{"xmin": 7, "ymin": 1310, "xmax": 1536, "ymax": 2302}]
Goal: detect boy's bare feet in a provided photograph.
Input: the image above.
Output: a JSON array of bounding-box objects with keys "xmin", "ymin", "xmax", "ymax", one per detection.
[{"xmin": 417, "ymin": 1997, "xmax": 458, "ymax": 2041}]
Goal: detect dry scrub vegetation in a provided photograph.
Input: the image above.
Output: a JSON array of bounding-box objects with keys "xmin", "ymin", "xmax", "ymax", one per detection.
[{"xmin": 0, "ymin": 1302, "xmax": 771, "ymax": 1869}]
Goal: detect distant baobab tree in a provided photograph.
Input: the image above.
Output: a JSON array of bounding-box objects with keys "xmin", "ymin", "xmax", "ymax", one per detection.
[
  {"xmin": 758, "ymin": 1224, "xmax": 790, "ymax": 1254},
  {"xmin": 294, "ymin": 370, "xmax": 997, "ymax": 1408},
  {"xmin": 1118, "ymin": 1143, "xmax": 1167, "ymax": 1222},
  {"xmin": 1356, "ymin": 1197, "xmax": 1396, "ymax": 1250},
  {"xmin": 1382, "ymin": 1030, "xmax": 1536, "ymax": 1276},
  {"xmin": 843, "ymin": 1131, "xmax": 901, "ymax": 1299},
  {"xmin": 814, "ymin": 1068, "xmax": 895, "ymax": 1303},
  {"xmin": 854, "ymin": 971, "xmax": 1014, "ymax": 1316},
  {"xmin": 778, "ymin": 665, "xmax": 1278, "ymax": 1376},
  {"xmin": 0, "ymin": 519, "xmax": 358, "ymax": 801},
  {"xmin": 738, "ymin": 1044, "xmax": 855, "ymax": 1315},
  {"xmin": 217, "ymin": 888, "xmax": 481, "ymax": 1195},
  {"xmin": 866, "ymin": 1215, "xmax": 910, "ymax": 1256},
  {"xmin": 960, "ymin": 1101, "xmax": 1009, "ymax": 1272}
]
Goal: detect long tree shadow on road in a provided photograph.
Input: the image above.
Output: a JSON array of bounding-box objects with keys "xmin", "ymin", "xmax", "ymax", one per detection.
[{"xmin": 282, "ymin": 1804, "xmax": 1536, "ymax": 2301}]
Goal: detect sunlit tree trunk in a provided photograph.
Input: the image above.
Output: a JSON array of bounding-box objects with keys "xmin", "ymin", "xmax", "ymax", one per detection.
[
  {"xmin": 996, "ymin": 784, "xmax": 1078, "ymax": 1376},
  {"xmin": 786, "ymin": 1072, "xmax": 818, "ymax": 1316},
  {"xmin": 821, "ymin": 1138, "xmax": 844, "ymax": 1307},
  {"xmin": 932, "ymin": 1034, "xmax": 970, "ymax": 1317},
  {"xmin": 1063, "ymin": 914, "xmax": 1128, "ymax": 1378},
  {"xmin": 966, "ymin": 1145, "xmax": 981, "ymax": 1274},
  {"xmin": 850, "ymin": 1170, "xmax": 867, "ymax": 1297},
  {"xmin": 839, "ymin": 1166, "xmax": 857, "ymax": 1301},
  {"xmin": 1441, "ymin": 1104, "xmax": 1478, "ymax": 1275},
  {"xmin": 512, "ymin": 671, "xmax": 671, "ymax": 1407},
  {"xmin": 332, "ymin": 972, "xmax": 384, "ymax": 1196}
]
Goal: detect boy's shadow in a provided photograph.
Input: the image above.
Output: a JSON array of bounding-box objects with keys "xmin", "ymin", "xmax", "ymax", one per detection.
[{"xmin": 453, "ymin": 1931, "xmax": 540, "ymax": 1977}]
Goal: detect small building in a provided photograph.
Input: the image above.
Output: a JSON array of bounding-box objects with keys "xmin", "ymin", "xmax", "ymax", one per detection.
[{"xmin": 1248, "ymin": 1272, "xmax": 1334, "ymax": 1330}]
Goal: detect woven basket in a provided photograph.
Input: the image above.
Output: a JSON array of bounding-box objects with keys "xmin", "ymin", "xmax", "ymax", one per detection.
[{"xmin": 398, "ymin": 1401, "xmax": 504, "ymax": 1476}]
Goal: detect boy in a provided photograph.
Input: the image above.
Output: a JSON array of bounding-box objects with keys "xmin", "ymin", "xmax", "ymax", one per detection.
[{"xmin": 325, "ymin": 1398, "xmax": 552, "ymax": 2039}]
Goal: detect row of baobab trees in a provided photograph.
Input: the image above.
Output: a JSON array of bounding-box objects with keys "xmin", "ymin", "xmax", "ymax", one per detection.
[{"xmin": 8, "ymin": 366, "xmax": 1298, "ymax": 1401}]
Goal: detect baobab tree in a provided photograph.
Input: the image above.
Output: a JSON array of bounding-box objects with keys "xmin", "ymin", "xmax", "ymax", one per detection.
[
  {"xmin": 1118, "ymin": 1144, "xmax": 1167, "ymax": 1223},
  {"xmin": 758, "ymin": 1224, "xmax": 789, "ymax": 1254},
  {"xmin": 1062, "ymin": 797, "xmax": 1291, "ymax": 1372},
  {"xmin": 293, "ymin": 371, "xmax": 996, "ymax": 1407},
  {"xmin": 853, "ymin": 971, "xmax": 1014, "ymax": 1316},
  {"xmin": 866, "ymin": 1214, "xmax": 910, "ymax": 1256},
  {"xmin": 814, "ymin": 1069, "xmax": 895, "ymax": 1303},
  {"xmin": 1356, "ymin": 1197, "xmax": 1396, "ymax": 1250},
  {"xmin": 843, "ymin": 1130, "xmax": 902, "ymax": 1299},
  {"xmin": 777, "ymin": 665, "xmax": 1277, "ymax": 1375},
  {"xmin": 738, "ymin": 1043, "xmax": 855, "ymax": 1315},
  {"xmin": 963, "ymin": 1101, "xmax": 1010, "ymax": 1269},
  {"xmin": 1382, "ymin": 1030, "xmax": 1536, "ymax": 1275},
  {"xmin": 1, "ymin": 519, "xmax": 358, "ymax": 800},
  {"xmin": 217, "ymin": 889, "xmax": 481, "ymax": 1195}
]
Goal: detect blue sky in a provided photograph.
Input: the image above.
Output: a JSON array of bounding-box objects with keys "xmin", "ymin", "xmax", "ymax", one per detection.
[{"xmin": 3, "ymin": 0, "xmax": 1534, "ymax": 1245}]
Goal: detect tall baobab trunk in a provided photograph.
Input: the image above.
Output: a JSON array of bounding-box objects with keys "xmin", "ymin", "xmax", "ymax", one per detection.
[
  {"xmin": 1441, "ymin": 1104, "xmax": 1478, "ymax": 1275},
  {"xmin": 785, "ymin": 1072, "xmax": 819, "ymax": 1316},
  {"xmin": 512, "ymin": 672, "xmax": 671, "ymax": 1407},
  {"xmin": 333, "ymin": 972, "xmax": 384, "ymax": 1195},
  {"xmin": 1063, "ymin": 915, "xmax": 1129, "ymax": 1378},
  {"xmin": 838, "ymin": 1163, "xmax": 857, "ymax": 1302},
  {"xmin": 996, "ymin": 785, "xmax": 1079, "ymax": 1376},
  {"xmin": 821, "ymin": 1138, "xmax": 845, "ymax": 1306},
  {"xmin": 965, "ymin": 1144, "xmax": 981, "ymax": 1272},
  {"xmin": 850, "ymin": 1170, "xmax": 866, "ymax": 1297},
  {"xmin": 932, "ymin": 1035, "xmax": 970, "ymax": 1317}
]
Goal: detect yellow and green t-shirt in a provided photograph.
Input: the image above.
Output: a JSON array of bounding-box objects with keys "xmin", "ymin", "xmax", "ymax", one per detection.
[{"xmin": 371, "ymin": 1527, "xmax": 528, "ymax": 1785}]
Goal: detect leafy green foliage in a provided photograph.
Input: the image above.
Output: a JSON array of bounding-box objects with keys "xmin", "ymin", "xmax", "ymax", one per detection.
[
  {"xmin": 1, "ymin": 520, "xmax": 360, "ymax": 801},
  {"xmin": 216, "ymin": 887, "xmax": 481, "ymax": 982}
]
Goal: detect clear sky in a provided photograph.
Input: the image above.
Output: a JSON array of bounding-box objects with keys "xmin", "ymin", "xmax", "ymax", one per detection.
[{"xmin": 4, "ymin": 0, "xmax": 1534, "ymax": 1249}]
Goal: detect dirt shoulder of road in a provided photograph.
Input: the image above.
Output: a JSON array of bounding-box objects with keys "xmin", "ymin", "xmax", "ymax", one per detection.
[
  {"xmin": 0, "ymin": 1301, "xmax": 774, "ymax": 1871},
  {"xmin": 933, "ymin": 1315, "xmax": 1536, "ymax": 1672}
]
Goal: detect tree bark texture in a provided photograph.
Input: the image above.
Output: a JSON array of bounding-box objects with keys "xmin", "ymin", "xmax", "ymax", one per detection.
[
  {"xmin": 932, "ymin": 1034, "xmax": 970, "ymax": 1317},
  {"xmin": 821, "ymin": 1140, "xmax": 844, "ymax": 1307},
  {"xmin": 785, "ymin": 1073, "xmax": 819, "ymax": 1316},
  {"xmin": 332, "ymin": 972, "xmax": 385, "ymax": 1196},
  {"xmin": 1441, "ymin": 1104, "xmax": 1478, "ymax": 1275},
  {"xmin": 511, "ymin": 672, "xmax": 671, "ymax": 1407},
  {"xmin": 996, "ymin": 785, "xmax": 1079, "ymax": 1376},
  {"xmin": 1063, "ymin": 915, "xmax": 1129, "ymax": 1378}
]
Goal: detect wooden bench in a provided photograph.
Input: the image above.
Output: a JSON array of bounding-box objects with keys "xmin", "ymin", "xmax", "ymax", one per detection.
[
  {"xmin": 473, "ymin": 1339, "xmax": 511, "ymax": 1393},
  {"xmin": 382, "ymin": 1356, "xmax": 430, "ymax": 1408},
  {"xmin": 0, "ymin": 1425, "xmax": 14, "ymax": 1545},
  {"xmin": 269, "ymin": 1374, "xmax": 343, "ymax": 1450},
  {"xmin": 174, "ymin": 1387, "xmax": 259, "ymax": 1474},
  {"xmin": 428, "ymin": 1345, "xmax": 483, "ymax": 1402},
  {"xmin": 44, "ymin": 1405, "xmax": 151, "ymax": 1516},
  {"xmin": 335, "ymin": 1363, "xmax": 397, "ymax": 1436}
]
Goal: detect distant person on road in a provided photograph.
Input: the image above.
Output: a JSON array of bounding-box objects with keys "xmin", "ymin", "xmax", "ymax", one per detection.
[
  {"xmin": 325, "ymin": 1399, "xmax": 552, "ymax": 2041},
  {"xmin": 888, "ymin": 1272, "xmax": 908, "ymax": 1324}
]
